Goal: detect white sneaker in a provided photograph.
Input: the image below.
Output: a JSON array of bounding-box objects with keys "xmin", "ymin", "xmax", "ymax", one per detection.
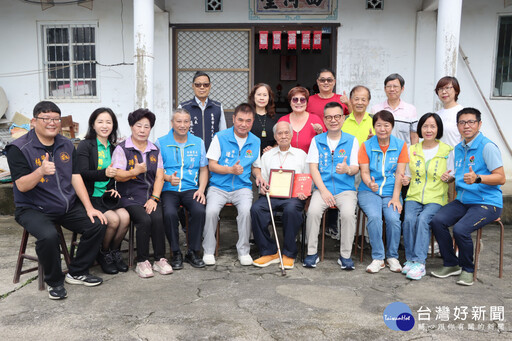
[
  {"xmin": 366, "ymin": 259, "xmax": 385, "ymax": 273},
  {"xmin": 386, "ymin": 258, "xmax": 402, "ymax": 273},
  {"xmin": 203, "ymin": 254, "xmax": 216, "ymax": 266},
  {"xmin": 239, "ymin": 254, "xmax": 253, "ymax": 266}
]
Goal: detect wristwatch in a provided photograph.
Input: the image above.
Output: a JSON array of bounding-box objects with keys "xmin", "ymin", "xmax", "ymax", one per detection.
[{"xmin": 475, "ymin": 175, "xmax": 482, "ymax": 184}]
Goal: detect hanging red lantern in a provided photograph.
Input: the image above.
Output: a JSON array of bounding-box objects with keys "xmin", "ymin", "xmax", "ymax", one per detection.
[
  {"xmin": 259, "ymin": 31, "xmax": 268, "ymax": 50},
  {"xmin": 288, "ymin": 31, "xmax": 297, "ymax": 50},
  {"xmin": 301, "ymin": 31, "xmax": 311, "ymax": 50},
  {"xmin": 272, "ymin": 31, "xmax": 282, "ymax": 50},
  {"xmin": 313, "ymin": 30, "xmax": 322, "ymax": 50}
]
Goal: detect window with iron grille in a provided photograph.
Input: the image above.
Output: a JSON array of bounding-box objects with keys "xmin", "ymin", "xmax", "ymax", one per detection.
[
  {"xmin": 175, "ymin": 29, "xmax": 251, "ymax": 120},
  {"xmin": 41, "ymin": 23, "xmax": 97, "ymax": 99},
  {"xmin": 494, "ymin": 16, "xmax": 512, "ymax": 97},
  {"xmin": 206, "ymin": 0, "xmax": 222, "ymax": 12}
]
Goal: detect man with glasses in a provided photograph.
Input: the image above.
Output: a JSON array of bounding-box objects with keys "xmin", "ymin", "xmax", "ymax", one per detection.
[
  {"xmin": 307, "ymin": 68, "xmax": 351, "ymax": 120},
  {"xmin": 303, "ymin": 102, "xmax": 359, "ymax": 269},
  {"xmin": 371, "ymin": 73, "xmax": 418, "ymax": 147},
  {"xmin": 430, "ymin": 107, "xmax": 505, "ymax": 286},
  {"xmin": 179, "ymin": 71, "xmax": 227, "ymax": 150},
  {"xmin": 6, "ymin": 101, "xmax": 107, "ymax": 300}
]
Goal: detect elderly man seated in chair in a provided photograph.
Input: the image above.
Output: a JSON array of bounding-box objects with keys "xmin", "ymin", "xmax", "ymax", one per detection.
[{"xmin": 250, "ymin": 121, "xmax": 309, "ymax": 270}]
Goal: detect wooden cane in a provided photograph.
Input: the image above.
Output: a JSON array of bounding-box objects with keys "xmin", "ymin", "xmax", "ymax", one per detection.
[{"xmin": 266, "ymin": 192, "xmax": 286, "ymax": 276}]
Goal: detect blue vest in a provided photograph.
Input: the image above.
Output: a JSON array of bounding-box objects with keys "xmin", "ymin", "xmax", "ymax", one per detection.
[
  {"xmin": 9, "ymin": 129, "xmax": 76, "ymax": 214},
  {"xmin": 454, "ymin": 133, "xmax": 503, "ymax": 208},
  {"xmin": 314, "ymin": 132, "xmax": 357, "ymax": 195},
  {"xmin": 210, "ymin": 127, "xmax": 260, "ymax": 192},
  {"xmin": 158, "ymin": 130, "xmax": 203, "ymax": 192},
  {"xmin": 180, "ymin": 98, "xmax": 222, "ymax": 150},
  {"xmin": 116, "ymin": 141, "xmax": 160, "ymax": 207},
  {"xmin": 359, "ymin": 135, "xmax": 406, "ymax": 197}
]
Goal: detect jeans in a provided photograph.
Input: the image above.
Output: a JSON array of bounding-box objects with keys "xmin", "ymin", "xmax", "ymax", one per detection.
[
  {"xmin": 431, "ymin": 200, "xmax": 501, "ymax": 273},
  {"xmin": 357, "ymin": 190, "xmax": 402, "ymax": 260},
  {"xmin": 402, "ymin": 201, "xmax": 441, "ymax": 263}
]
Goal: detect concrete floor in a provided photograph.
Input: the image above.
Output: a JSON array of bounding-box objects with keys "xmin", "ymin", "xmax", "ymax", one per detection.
[{"xmin": 0, "ymin": 214, "xmax": 511, "ymax": 340}]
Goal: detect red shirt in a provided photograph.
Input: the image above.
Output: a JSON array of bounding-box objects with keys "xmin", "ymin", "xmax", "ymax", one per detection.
[
  {"xmin": 306, "ymin": 94, "xmax": 350, "ymax": 120},
  {"xmin": 278, "ymin": 113, "xmax": 326, "ymax": 153}
]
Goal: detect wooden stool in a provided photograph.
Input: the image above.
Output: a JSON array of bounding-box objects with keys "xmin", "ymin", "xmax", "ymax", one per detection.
[
  {"xmin": 13, "ymin": 225, "xmax": 72, "ymax": 291},
  {"xmin": 474, "ymin": 218, "xmax": 504, "ymax": 281}
]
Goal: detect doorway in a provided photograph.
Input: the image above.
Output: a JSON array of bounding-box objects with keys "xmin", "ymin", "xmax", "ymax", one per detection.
[{"xmin": 253, "ymin": 25, "xmax": 338, "ymax": 118}]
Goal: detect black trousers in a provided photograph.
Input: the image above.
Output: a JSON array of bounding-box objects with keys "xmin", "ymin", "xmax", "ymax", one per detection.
[
  {"xmin": 15, "ymin": 204, "xmax": 106, "ymax": 287},
  {"xmin": 125, "ymin": 204, "xmax": 166, "ymax": 262},
  {"xmin": 161, "ymin": 190, "xmax": 205, "ymax": 253}
]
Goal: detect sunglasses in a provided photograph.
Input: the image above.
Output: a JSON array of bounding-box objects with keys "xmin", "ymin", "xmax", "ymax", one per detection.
[
  {"xmin": 194, "ymin": 83, "xmax": 210, "ymax": 88},
  {"xmin": 291, "ymin": 97, "xmax": 307, "ymax": 104}
]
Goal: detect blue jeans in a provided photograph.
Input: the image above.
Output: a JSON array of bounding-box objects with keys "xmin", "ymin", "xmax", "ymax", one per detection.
[
  {"xmin": 357, "ymin": 190, "xmax": 402, "ymax": 260},
  {"xmin": 402, "ymin": 201, "xmax": 441, "ymax": 263},
  {"xmin": 431, "ymin": 200, "xmax": 501, "ymax": 273}
]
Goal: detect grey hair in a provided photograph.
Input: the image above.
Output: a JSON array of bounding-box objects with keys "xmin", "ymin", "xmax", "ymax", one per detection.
[
  {"xmin": 272, "ymin": 121, "xmax": 293, "ymax": 136},
  {"xmin": 170, "ymin": 108, "xmax": 191, "ymax": 121}
]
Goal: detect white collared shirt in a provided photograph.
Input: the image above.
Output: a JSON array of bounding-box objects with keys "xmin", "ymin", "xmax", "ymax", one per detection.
[{"xmin": 260, "ymin": 146, "xmax": 309, "ymax": 183}]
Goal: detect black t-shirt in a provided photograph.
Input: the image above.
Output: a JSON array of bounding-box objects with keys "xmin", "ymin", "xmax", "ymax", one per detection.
[
  {"xmin": 7, "ymin": 144, "xmax": 79, "ymax": 182},
  {"xmin": 251, "ymin": 113, "xmax": 277, "ymax": 153}
]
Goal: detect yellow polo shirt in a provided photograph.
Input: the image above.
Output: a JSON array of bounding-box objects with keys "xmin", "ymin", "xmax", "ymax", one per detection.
[{"xmin": 342, "ymin": 112, "xmax": 375, "ymax": 147}]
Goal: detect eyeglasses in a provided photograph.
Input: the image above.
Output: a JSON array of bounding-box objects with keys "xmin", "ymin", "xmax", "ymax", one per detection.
[
  {"xmin": 194, "ymin": 83, "xmax": 210, "ymax": 88},
  {"xmin": 318, "ymin": 78, "xmax": 334, "ymax": 84},
  {"xmin": 291, "ymin": 97, "xmax": 307, "ymax": 104},
  {"xmin": 438, "ymin": 86, "xmax": 454, "ymax": 93},
  {"xmin": 324, "ymin": 114, "xmax": 342, "ymax": 121},
  {"xmin": 35, "ymin": 117, "xmax": 62, "ymax": 124},
  {"xmin": 457, "ymin": 120, "xmax": 479, "ymax": 127},
  {"xmin": 385, "ymin": 85, "xmax": 401, "ymax": 90}
]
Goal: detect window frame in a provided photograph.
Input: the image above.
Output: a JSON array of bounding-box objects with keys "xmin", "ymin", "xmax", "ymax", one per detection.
[
  {"xmin": 492, "ymin": 14, "xmax": 512, "ymax": 99},
  {"xmin": 37, "ymin": 21, "xmax": 100, "ymax": 102}
]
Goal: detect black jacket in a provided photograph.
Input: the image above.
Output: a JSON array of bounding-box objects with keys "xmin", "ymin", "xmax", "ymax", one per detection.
[{"xmin": 77, "ymin": 138, "xmax": 115, "ymax": 197}]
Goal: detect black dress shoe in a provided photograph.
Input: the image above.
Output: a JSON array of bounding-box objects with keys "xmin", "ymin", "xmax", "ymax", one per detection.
[
  {"xmin": 184, "ymin": 251, "xmax": 206, "ymax": 268},
  {"xmin": 171, "ymin": 252, "xmax": 183, "ymax": 270},
  {"xmin": 97, "ymin": 250, "xmax": 118, "ymax": 275},
  {"xmin": 111, "ymin": 249, "xmax": 129, "ymax": 272}
]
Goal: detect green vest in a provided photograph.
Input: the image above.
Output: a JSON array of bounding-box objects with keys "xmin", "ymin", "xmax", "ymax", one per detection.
[{"xmin": 406, "ymin": 141, "xmax": 453, "ymax": 205}]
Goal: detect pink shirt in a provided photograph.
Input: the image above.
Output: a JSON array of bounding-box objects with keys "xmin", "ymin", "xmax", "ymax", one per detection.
[
  {"xmin": 278, "ymin": 113, "xmax": 326, "ymax": 153},
  {"xmin": 371, "ymin": 99, "xmax": 418, "ymax": 146},
  {"xmin": 306, "ymin": 93, "xmax": 349, "ymax": 120}
]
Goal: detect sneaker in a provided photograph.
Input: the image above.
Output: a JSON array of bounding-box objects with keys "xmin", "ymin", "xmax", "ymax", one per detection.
[
  {"xmin": 253, "ymin": 253, "xmax": 280, "ymax": 267},
  {"xmin": 282, "ymin": 255, "xmax": 295, "ymax": 269},
  {"xmin": 135, "ymin": 260, "xmax": 154, "ymax": 278},
  {"xmin": 203, "ymin": 254, "xmax": 216, "ymax": 266},
  {"xmin": 47, "ymin": 285, "xmax": 67, "ymax": 300},
  {"xmin": 366, "ymin": 259, "xmax": 385, "ymax": 273},
  {"xmin": 401, "ymin": 261, "xmax": 414, "ymax": 275},
  {"xmin": 65, "ymin": 273, "xmax": 103, "ymax": 286},
  {"xmin": 97, "ymin": 249, "xmax": 118, "ymax": 275},
  {"xmin": 337, "ymin": 257, "xmax": 355, "ymax": 271},
  {"xmin": 111, "ymin": 249, "xmax": 129, "ymax": 272},
  {"xmin": 386, "ymin": 258, "xmax": 402, "ymax": 273},
  {"xmin": 431, "ymin": 265, "xmax": 462, "ymax": 278},
  {"xmin": 153, "ymin": 258, "xmax": 173, "ymax": 275},
  {"xmin": 239, "ymin": 254, "xmax": 253, "ymax": 266},
  {"xmin": 325, "ymin": 226, "xmax": 339, "ymax": 240},
  {"xmin": 406, "ymin": 263, "xmax": 426, "ymax": 280},
  {"xmin": 456, "ymin": 270, "xmax": 474, "ymax": 286},
  {"xmin": 171, "ymin": 252, "xmax": 184, "ymax": 270},
  {"xmin": 303, "ymin": 254, "xmax": 319, "ymax": 268}
]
